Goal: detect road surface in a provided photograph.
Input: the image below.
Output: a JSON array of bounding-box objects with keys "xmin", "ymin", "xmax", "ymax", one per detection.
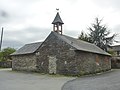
[
  {"xmin": 0, "ymin": 69, "xmax": 75, "ymax": 90},
  {"xmin": 62, "ymin": 69, "xmax": 120, "ymax": 90}
]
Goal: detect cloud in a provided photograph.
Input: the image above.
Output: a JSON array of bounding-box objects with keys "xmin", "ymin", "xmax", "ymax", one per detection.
[
  {"xmin": 0, "ymin": 10, "xmax": 8, "ymax": 17},
  {"xmin": 112, "ymin": 24, "xmax": 120, "ymax": 33},
  {"xmin": 0, "ymin": 0, "xmax": 120, "ymax": 48},
  {"xmin": 2, "ymin": 27, "xmax": 51, "ymax": 49},
  {"xmin": 65, "ymin": 30, "xmax": 81, "ymax": 38},
  {"xmin": 2, "ymin": 40, "xmax": 24, "ymax": 50},
  {"xmin": 0, "ymin": 10, "xmax": 9, "ymax": 24},
  {"xmin": 110, "ymin": 24, "xmax": 120, "ymax": 44},
  {"xmin": 92, "ymin": 0, "xmax": 120, "ymax": 10}
]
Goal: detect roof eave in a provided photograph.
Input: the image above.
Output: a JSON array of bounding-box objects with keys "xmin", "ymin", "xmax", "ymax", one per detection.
[
  {"xmin": 74, "ymin": 49, "xmax": 111, "ymax": 56},
  {"xmin": 11, "ymin": 52, "xmax": 35, "ymax": 56}
]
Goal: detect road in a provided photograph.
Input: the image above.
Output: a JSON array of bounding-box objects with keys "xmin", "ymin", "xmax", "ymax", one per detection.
[
  {"xmin": 0, "ymin": 69, "xmax": 75, "ymax": 90},
  {"xmin": 62, "ymin": 69, "xmax": 120, "ymax": 90}
]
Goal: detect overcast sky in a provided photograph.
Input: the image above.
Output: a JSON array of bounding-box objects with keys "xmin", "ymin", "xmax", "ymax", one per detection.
[{"xmin": 0, "ymin": 0, "xmax": 120, "ymax": 49}]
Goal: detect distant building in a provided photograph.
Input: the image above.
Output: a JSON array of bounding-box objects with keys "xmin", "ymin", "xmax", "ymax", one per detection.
[
  {"xmin": 11, "ymin": 12, "xmax": 111, "ymax": 75},
  {"xmin": 109, "ymin": 45, "xmax": 120, "ymax": 56},
  {"xmin": 109, "ymin": 45, "xmax": 120, "ymax": 68}
]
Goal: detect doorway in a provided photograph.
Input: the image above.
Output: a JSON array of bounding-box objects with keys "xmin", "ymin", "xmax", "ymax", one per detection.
[{"xmin": 48, "ymin": 56, "xmax": 57, "ymax": 74}]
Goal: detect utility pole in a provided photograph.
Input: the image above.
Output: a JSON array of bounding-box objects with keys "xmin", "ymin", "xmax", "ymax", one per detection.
[{"xmin": 0, "ymin": 27, "xmax": 4, "ymax": 51}]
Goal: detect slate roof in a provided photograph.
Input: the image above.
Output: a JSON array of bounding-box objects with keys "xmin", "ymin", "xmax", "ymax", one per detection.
[
  {"xmin": 52, "ymin": 12, "xmax": 64, "ymax": 24},
  {"xmin": 11, "ymin": 42, "xmax": 42, "ymax": 55},
  {"xmin": 12, "ymin": 32, "xmax": 110, "ymax": 56},
  {"xmin": 53, "ymin": 32, "xmax": 111, "ymax": 56}
]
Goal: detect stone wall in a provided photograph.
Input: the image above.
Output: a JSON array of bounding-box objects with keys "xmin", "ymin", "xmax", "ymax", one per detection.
[
  {"xmin": 36, "ymin": 32, "xmax": 75, "ymax": 73},
  {"xmin": 12, "ymin": 54, "xmax": 37, "ymax": 71},
  {"xmin": 74, "ymin": 51, "xmax": 111, "ymax": 75},
  {"xmin": 36, "ymin": 32, "xmax": 111, "ymax": 75},
  {"xmin": 0, "ymin": 61, "xmax": 12, "ymax": 68}
]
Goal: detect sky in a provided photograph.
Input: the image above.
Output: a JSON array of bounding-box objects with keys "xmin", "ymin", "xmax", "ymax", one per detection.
[{"xmin": 0, "ymin": 0, "xmax": 120, "ymax": 49}]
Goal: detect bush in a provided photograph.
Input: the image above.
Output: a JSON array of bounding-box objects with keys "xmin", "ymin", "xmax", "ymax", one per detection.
[{"xmin": 0, "ymin": 47, "xmax": 16, "ymax": 61}]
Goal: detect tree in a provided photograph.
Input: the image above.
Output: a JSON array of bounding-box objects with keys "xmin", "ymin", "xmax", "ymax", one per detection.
[
  {"xmin": 0, "ymin": 47, "xmax": 16, "ymax": 61},
  {"xmin": 78, "ymin": 31, "xmax": 91, "ymax": 42},
  {"xmin": 88, "ymin": 17, "xmax": 117, "ymax": 51}
]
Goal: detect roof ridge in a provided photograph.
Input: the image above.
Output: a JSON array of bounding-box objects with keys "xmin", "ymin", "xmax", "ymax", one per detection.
[
  {"xmin": 62, "ymin": 34, "xmax": 95, "ymax": 45},
  {"xmin": 26, "ymin": 41, "xmax": 42, "ymax": 45},
  {"xmin": 52, "ymin": 32, "xmax": 110, "ymax": 56}
]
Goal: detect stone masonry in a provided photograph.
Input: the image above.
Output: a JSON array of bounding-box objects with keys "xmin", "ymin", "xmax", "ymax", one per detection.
[
  {"xmin": 12, "ymin": 54, "xmax": 37, "ymax": 71},
  {"xmin": 35, "ymin": 32, "xmax": 111, "ymax": 75}
]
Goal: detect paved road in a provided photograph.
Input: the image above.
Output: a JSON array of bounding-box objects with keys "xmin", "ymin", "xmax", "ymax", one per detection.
[
  {"xmin": 62, "ymin": 69, "xmax": 120, "ymax": 90},
  {"xmin": 0, "ymin": 69, "xmax": 75, "ymax": 90}
]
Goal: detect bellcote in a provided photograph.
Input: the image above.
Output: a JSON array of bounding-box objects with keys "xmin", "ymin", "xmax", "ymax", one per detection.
[{"xmin": 52, "ymin": 11, "xmax": 64, "ymax": 35}]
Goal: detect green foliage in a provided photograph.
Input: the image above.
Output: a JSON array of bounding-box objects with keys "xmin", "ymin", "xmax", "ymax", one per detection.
[
  {"xmin": 88, "ymin": 17, "xmax": 117, "ymax": 51},
  {"xmin": 107, "ymin": 50, "xmax": 116, "ymax": 56},
  {"xmin": 78, "ymin": 31, "xmax": 91, "ymax": 42},
  {"xmin": 79, "ymin": 17, "xmax": 117, "ymax": 51},
  {"xmin": 0, "ymin": 47, "xmax": 16, "ymax": 61}
]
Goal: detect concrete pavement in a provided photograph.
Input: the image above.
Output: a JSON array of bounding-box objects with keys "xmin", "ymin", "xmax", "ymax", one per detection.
[
  {"xmin": 0, "ymin": 69, "xmax": 75, "ymax": 90},
  {"xmin": 1, "ymin": 69, "xmax": 120, "ymax": 90},
  {"xmin": 62, "ymin": 69, "xmax": 120, "ymax": 90}
]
